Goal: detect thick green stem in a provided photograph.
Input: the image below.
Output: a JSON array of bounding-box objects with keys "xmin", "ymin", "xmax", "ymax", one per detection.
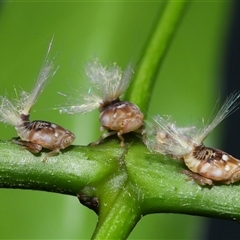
[
  {"xmin": 125, "ymin": 1, "xmax": 188, "ymax": 113},
  {"xmin": 0, "ymin": 140, "xmax": 123, "ymax": 195},
  {"xmin": 1, "ymin": 138, "xmax": 240, "ymax": 223},
  {"xmin": 1, "ymin": 136, "xmax": 240, "ymax": 239}
]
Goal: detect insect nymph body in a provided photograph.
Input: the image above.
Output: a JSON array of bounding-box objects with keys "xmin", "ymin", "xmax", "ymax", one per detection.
[
  {"xmin": 60, "ymin": 59, "xmax": 144, "ymax": 146},
  {"xmin": 183, "ymin": 145, "xmax": 240, "ymax": 185},
  {"xmin": 0, "ymin": 40, "xmax": 75, "ymax": 160},
  {"xmin": 98, "ymin": 100, "xmax": 144, "ymax": 146},
  {"xmin": 146, "ymin": 93, "xmax": 240, "ymax": 185},
  {"xmin": 13, "ymin": 113, "xmax": 74, "ymax": 158}
]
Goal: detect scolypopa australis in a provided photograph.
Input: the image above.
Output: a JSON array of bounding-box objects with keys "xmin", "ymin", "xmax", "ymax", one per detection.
[
  {"xmin": 60, "ymin": 58, "xmax": 144, "ymax": 146},
  {"xmin": 0, "ymin": 38, "xmax": 75, "ymax": 161},
  {"xmin": 146, "ymin": 92, "xmax": 240, "ymax": 185}
]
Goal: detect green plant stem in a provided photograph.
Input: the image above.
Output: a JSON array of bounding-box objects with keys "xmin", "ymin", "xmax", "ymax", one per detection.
[
  {"xmin": 0, "ymin": 140, "xmax": 123, "ymax": 195},
  {"xmin": 1, "ymin": 139, "xmax": 240, "ymax": 224},
  {"xmin": 125, "ymin": 1, "xmax": 188, "ymax": 113},
  {"xmin": 92, "ymin": 182, "xmax": 141, "ymax": 240}
]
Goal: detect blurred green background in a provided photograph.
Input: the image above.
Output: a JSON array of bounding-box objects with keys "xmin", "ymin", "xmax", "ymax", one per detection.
[{"xmin": 0, "ymin": 1, "xmax": 233, "ymax": 239}]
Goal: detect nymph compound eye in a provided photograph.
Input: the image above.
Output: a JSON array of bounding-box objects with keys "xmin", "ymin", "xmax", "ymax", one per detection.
[
  {"xmin": 231, "ymin": 170, "xmax": 240, "ymax": 183},
  {"xmin": 61, "ymin": 132, "xmax": 75, "ymax": 149}
]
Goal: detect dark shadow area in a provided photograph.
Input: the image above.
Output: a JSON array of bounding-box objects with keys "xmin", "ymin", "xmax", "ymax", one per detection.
[{"xmin": 206, "ymin": 1, "xmax": 240, "ymax": 240}]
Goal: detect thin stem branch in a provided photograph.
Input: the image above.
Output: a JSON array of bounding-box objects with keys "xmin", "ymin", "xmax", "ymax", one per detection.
[
  {"xmin": 125, "ymin": 1, "xmax": 188, "ymax": 114},
  {"xmin": 92, "ymin": 182, "xmax": 141, "ymax": 240}
]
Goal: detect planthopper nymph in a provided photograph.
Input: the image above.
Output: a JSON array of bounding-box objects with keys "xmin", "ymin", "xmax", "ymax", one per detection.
[
  {"xmin": 145, "ymin": 92, "xmax": 240, "ymax": 185},
  {"xmin": 0, "ymin": 38, "xmax": 75, "ymax": 161},
  {"xmin": 60, "ymin": 58, "xmax": 144, "ymax": 147}
]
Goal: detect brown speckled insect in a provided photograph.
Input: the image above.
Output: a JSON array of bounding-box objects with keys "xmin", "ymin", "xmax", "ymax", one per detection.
[
  {"xmin": 60, "ymin": 59, "xmax": 144, "ymax": 146},
  {"xmin": 0, "ymin": 39, "xmax": 75, "ymax": 161},
  {"xmin": 146, "ymin": 93, "xmax": 240, "ymax": 185}
]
